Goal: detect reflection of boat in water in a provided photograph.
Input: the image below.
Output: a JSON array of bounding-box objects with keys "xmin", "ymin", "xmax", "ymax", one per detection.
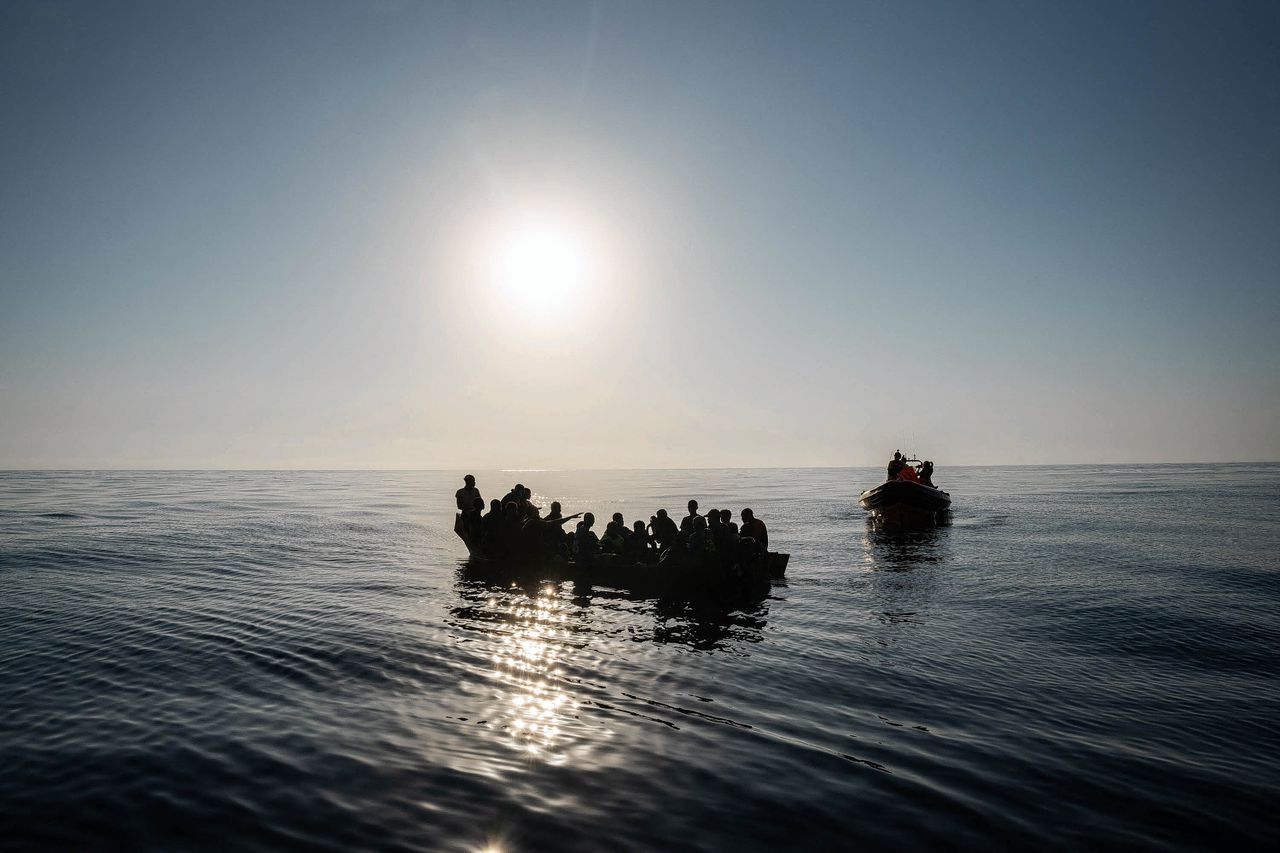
[
  {"xmin": 862, "ymin": 516, "xmax": 949, "ymax": 565},
  {"xmin": 456, "ymin": 514, "xmax": 787, "ymax": 602},
  {"xmin": 452, "ymin": 571, "xmax": 772, "ymax": 656}
]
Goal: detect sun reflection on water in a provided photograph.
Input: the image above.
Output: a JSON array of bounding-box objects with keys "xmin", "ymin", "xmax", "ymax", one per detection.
[
  {"xmin": 488, "ymin": 584, "xmax": 576, "ymax": 764},
  {"xmin": 453, "ymin": 566, "xmax": 772, "ymax": 771}
]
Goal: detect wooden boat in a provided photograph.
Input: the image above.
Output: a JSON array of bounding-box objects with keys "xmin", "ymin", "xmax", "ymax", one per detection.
[
  {"xmin": 765, "ymin": 551, "xmax": 790, "ymax": 579},
  {"xmin": 455, "ymin": 514, "xmax": 787, "ymax": 598}
]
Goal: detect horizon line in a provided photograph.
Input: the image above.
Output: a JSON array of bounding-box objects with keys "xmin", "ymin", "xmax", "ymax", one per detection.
[{"xmin": 2, "ymin": 461, "xmax": 1277, "ymax": 473}]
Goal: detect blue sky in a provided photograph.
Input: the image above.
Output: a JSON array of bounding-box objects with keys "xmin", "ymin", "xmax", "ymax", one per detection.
[{"xmin": 1, "ymin": 0, "xmax": 1277, "ymax": 467}]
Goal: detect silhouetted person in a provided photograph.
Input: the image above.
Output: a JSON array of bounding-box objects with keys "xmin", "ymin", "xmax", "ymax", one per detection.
[
  {"xmin": 688, "ymin": 515, "xmax": 713, "ymax": 553},
  {"xmin": 887, "ymin": 451, "xmax": 904, "ymax": 481},
  {"xmin": 628, "ymin": 520, "xmax": 652, "ymax": 562},
  {"xmin": 502, "ymin": 483, "xmax": 524, "ymax": 506},
  {"xmin": 650, "ymin": 509, "xmax": 678, "ymax": 549},
  {"xmin": 717, "ymin": 510, "xmax": 740, "ymax": 566},
  {"xmin": 574, "ymin": 512, "xmax": 599, "ymax": 564},
  {"xmin": 919, "ymin": 460, "xmax": 935, "ymax": 487},
  {"xmin": 482, "ymin": 499, "xmax": 502, "ymax": 543},
  {"xmin": 680, "ymin": 500, "xmax": 702, "ymax": 537},
  {"xmin": 500, "ymin": 501, "xmax": 522, "ymax": 548},
  {"xmin": 720, "ymin": 509, "xmax": 738, "ymax": 535},
  {"xmin": 740, "ymin": 508, "xmax": 768, "ymax": 551},
  {"xmin": 456, "ymin": 474, "xmax": 482, "ymax": 512},
  {"xmin": 465, "ymin": 496, "xmax": 485, "ymax": 540},
  {"xmin": 707, "ymin": 508, "xmax": 726, "ymax": 551},
  {"xmin": 521, "ymin": 487, "xmax": 542, "ymax": 518},
  {"xmin": 603, "ymin": 512, "xmax": 630, "ymax": 554},
  {"xmin": 536, "ymin": 501, "xmax": 581, "ymax": 555}
]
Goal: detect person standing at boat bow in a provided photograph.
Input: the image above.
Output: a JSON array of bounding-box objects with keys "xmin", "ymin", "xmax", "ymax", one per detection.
[{"xmin": 456, "ymin": 475, "xmax": 482, "ymax": 513}]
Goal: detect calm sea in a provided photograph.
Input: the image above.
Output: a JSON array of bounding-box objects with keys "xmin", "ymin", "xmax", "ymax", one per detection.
[{"xmin": 2, "ymin": 466, "xmax": 1278, "ymax": 851}]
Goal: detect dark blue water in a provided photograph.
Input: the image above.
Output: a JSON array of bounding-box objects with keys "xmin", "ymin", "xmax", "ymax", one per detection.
[{"xmin": 2, "ymin": 467, "xmax": 1278, "ymax": 851}]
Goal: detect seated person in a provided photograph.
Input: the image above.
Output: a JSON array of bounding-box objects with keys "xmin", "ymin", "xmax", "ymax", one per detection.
[
  {"xmin": 679, "ymin": 500, "xmax": 702, "ymax": 538},
  {"xmin": 602, "ymin": 512, "xmax": 629, "ymax": 554},
  {"xmin": 736, "ymin": 532, "xmax": 764, "ymax": 566},
  {"xmin": 481, "ymin": 499, "xmax": 503, "ymax": 542},
  {"xmin": 717, "ymin": 510, "xmax": 740, "ymax": 566},
  {"xmin": 464, "ymin": 496, "xmax": 485, "ymax": 540},
  {"xmin": 535, "ymin": 502, "xmax": 582, "ymax": 556},
  {"xmin": 918, "ymin": 461, "xmax": 935, "ymax": 487},
  {"xmin": 627, "ymin": 520, "xmax": 653, "ymax": 562},
  {"xmin": 688, "ymin": 515, "xmax": 714, "ymax": 553},
  {"xmin": 649, "ymin": 509, "xmax": 679, "ymax": 549},
  {"xmin": 521, "ymin": 498, "xmax": 542, "ymax": 520},
  {"xmin": 502, "ymin": 501, "xmax": 522, "ymax": 530},
  {"xmin": 707, "ymin": 508, "xmax": 727, "ymax": 551},
  {"xmin": 739, "ymin": 508, "xmax": 768, "ymax": 551},
  {"xmin": 501, "ymin": 483, "xmax": 524, "ymax": 506},
  {"xmin": 574, "ymin": 513, "xmax": 599, "ymax": 563},
  {"xmin": 486, "ymin": 501, "xmax": 522, "ymax": 557}
]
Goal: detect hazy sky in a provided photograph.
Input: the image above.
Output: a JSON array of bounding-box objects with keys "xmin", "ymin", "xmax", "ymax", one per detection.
[{"xmin": 2, "ymin": 0, "xmax": 1277, "ymax": 468}]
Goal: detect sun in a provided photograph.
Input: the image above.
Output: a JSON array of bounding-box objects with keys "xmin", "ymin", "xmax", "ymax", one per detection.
[{"xmin": 491, "ymin": 221, "xmax": 590, "ymax": 316}]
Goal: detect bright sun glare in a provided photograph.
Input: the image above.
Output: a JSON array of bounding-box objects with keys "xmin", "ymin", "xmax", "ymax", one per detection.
[{"xmin": 491, "ymin": 222, "xmax": 590, "ymax": 316}]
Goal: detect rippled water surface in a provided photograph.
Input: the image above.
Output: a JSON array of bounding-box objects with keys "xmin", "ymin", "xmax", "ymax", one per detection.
[{"xmin": 3, "ymin": 467, "xmax": 1279, "ymax": 851}]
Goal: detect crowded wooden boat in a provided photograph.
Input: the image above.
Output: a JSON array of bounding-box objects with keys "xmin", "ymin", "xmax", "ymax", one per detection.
[{"xmin": 452, "ymin": 476, "xmax": 788, "ymax": 598}]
